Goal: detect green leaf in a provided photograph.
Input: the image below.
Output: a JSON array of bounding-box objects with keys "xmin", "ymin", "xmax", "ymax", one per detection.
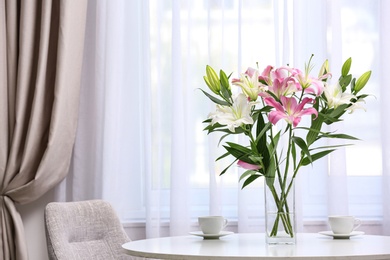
[
  {"xmin": 248, "ymin": 155, "xmax": 263, "ymax": 164},
  {"xmin": 309, "ymin": 143, "xmax": 354, "ymax": 151},
  {"xmin": 329, "ymin": 104, "xmax": 349, "ymax": 117},
  {"xmin": 226, "ymin": 142, "xmax": 253, "ymax": 154},
  {"xmin": 210, "ymin": 128, "xmax": 246, "ymax": 135},
  {"xmin": 222, "ymin": 145, "xmax": 246, "ymax": 161},
  {"xmin": 239, "ymin": 170, "xmax": 257, "ymax": 182},
  {"xmin": 291, "ymin": 140, "xmax": 297, "ymax": 169},
  {"xmin": 268, "ymin": 131, "xmax": 281, "ymax": 157},
  {"xmin": 256, "ymin": 105, "xmax": 273, "ymax": 113},
  {"xmin": 203, "ymin": 122, "xmax": 227, "ymax": 133},
  {"xmin": 300, "ymin": 126, "xmax": 358, "ymax": 142},
  {"xmin": 354, "ymin": 71, "xmax": 371, "ymax": 94},
  {"xmin": 356, "ymin": 94, "xmax": 369, "ymax": 99},
  {"xmin": 218, "ymin": 158, "xmax": 238, "ymax": 175},
  {"xmin": 216, "ymin": 151, "xmax": 230, "ymax": 161},
  {"xmin": 219, "ymin": 70, "xmax": 230, "ymax": 90},
  {"xmin": 350, "ymin": 78, "xmax": 356, "ymax": 93},
  {"xmin": 264, "ymin": 131, "xmax": 280, "ymax": 177},
  {"xmin": 220, "ymin": 81, "xmax": 232, "ymax": 102},
  {"xmin": 341, "ymin": 57, "xmax": 352, "ymax": 76},
  {"xmin": 265, "ymin": 176, "xmax": 275, "ymax": 188},
  {"xmin": 306, "ymin": 113, "xmax": 324, "ymax": 146},
  {"xmin": 322, "ymin": 104, "xmax": 349, "ymax": 125},
  {"xmin": 339, "ymin": 74, "xmax": 352, "ymax": 91},
  {"xmin": 223, "ymin": 142, "xmax": 254, "ymax": 164},
  {"xmin": 265, "ymin": 153, "xmax": 276, "ymax": 182},
  {"xmin": 302, "ymin": 149, "xmax": 335, "ymax": 166},
  {"xmin": 242, "ymin": 174, "xmax": 262, "ymax": 189},
  {"xmin": 217, "ymin": 133, "xmax": 230, "ymax": 146},
  {"xmin": 256, "ymin": 113, "xmax": 266, "ymax": 142},
  {"xmin": 255, "ymin": 122, "xmax": 272, "ymax": 146},
  {"xmin": 292, "ymin": 136, "xmax": 311, "ymax": 163},
  {"xmin": 256, "ymin": 114, "xmax": 271, "ymax": 169},
  {"xmin": 219, "ymin": 69, "xmax": 232, "ymax": 101},
  {"xmin": 203, "ymin": 121, "xmax": 246, "ymax": 135},
  {"xmin": 198, "ymin": 88, "xmax": 230, "ymax": 106},
  {"xmin": 321, "ymin": 133, "xmax": 359, "ymax": 140}
]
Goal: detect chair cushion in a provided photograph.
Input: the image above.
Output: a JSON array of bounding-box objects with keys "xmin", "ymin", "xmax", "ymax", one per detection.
[{"xmin": 45, "ymin": 200, "xmax": 132, "ymax": 260}]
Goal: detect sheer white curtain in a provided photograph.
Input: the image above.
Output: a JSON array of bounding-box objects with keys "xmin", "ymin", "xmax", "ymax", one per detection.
[
  {"xmin": 380, "ymin": 0, "xmax": 390, "ymax": 235},
  {"xmin": 55, "ymin": 0, "xmax": 389, "ymax": 238}
]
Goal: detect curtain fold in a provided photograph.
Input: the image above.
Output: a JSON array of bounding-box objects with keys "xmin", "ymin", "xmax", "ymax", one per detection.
[{"xmin": 0, "ymin": 0, "xmax": 88, "ymax": 259}]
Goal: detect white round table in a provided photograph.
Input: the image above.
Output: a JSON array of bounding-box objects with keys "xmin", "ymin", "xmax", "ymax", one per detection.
[{"xmin": 122, "ymin": 233, "xmax": 390, "ymax": 259}]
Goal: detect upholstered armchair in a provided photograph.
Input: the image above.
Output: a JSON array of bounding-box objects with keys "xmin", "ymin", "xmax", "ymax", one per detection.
[{"xmin": 44, "ymin": 200, "xmax": 134, "ymax": 260}]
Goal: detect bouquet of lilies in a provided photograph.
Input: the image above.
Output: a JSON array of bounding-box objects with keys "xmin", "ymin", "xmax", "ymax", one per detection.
[{"xmin": 201, "ymin": 55, "xmax": 371, "ymax": 239}]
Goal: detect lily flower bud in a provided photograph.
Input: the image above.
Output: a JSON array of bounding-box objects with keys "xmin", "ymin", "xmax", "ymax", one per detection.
[
  {"xmin": 318, "ymin": 59, "xmax": 329, "ymax": 78},
  {"xmin": 204, "ymin": 65, "xmax": 221, "ymax": 95}
]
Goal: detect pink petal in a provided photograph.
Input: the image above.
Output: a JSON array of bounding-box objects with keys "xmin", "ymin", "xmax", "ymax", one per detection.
[
  {"xmin": 299, "ymin": 107, "xmax": 318, "ymax": 119},
  {"xmin": 292, "ymin": 117, "xmax": 302, "ymax": 127},
  {"xmin": 304, "ymin": 80, "xmax": 324, "ymax": 96},
  {"xmin": 268, "ymin": 111, "xmax": 286, "ymax": 125},
  {"xmin": 259, "ymin": 65, "xmax": 273, "ymax": 84},
  {"xmin": 237, "ymin": 160, "xmax": 261, "ymax": 170},
  {"xmin": 245, "ymin": 67, "xmax": 257, "ymax": 77},
  {"xmin": 280, "ymin": 96, "xmax": 298, "ymax": 111},
  {"xmin": 264, "ymin": 97, "xmax": 284, "ymax": 112},
  {"xmin": 295, "ymin": 97, "xmax": 313, "ymax": 112},
  {"xmin": 261, "ymin": 65, "xmax": 273, "ymax": 77}
]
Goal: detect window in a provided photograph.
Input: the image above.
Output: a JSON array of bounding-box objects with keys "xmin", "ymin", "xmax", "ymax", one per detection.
[{"xmin": 77, "ymin": 0, "xmax": 385, "ymax": 232}]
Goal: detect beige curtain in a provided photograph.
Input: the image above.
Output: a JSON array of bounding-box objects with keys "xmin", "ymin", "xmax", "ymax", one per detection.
[{"xmin": 0, "ymin": 0, "xmax": 88, "ymax": 259}]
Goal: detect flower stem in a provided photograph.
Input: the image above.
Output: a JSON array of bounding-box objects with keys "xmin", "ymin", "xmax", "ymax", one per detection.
[
  {"xmin": 268, "ymin": 125, "xmax": 295, "ymax": 238},
  {"xmin": 268, "ymin": 182, "xmax": 294, "ymax": 237}
]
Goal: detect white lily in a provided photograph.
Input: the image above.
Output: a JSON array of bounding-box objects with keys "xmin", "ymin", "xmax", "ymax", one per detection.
[
  {"xmin": 347, "ymin": 98, "xmax": 366, "ymax": 113},
  {"xmin": 232, "ymin": 68, "xmax": 265, "ymax": 101},
  {"xmin": 208, "ymin": 93, "xmax": 255, "ymax": 132},
  {"xmin": 324, "ymin": 83, "xmax": 355, "ymax": 109}
]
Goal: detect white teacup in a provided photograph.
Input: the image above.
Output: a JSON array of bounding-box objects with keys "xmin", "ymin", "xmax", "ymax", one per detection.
[
  {"xmin": 198, "ymin": 216, "xmax": 228, "ymax": 234},
  {"xmin": 328, "ymin": 215, "xmax": 362, "ymax": 234}
]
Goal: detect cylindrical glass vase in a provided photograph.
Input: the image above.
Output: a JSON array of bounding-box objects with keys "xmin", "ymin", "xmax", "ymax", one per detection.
[{"xmin": 265, "ymin": 176, "xmax": 296, "ymax": 245}]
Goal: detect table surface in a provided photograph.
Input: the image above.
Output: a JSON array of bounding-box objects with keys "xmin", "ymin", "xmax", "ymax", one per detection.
[{"xmin": 122, "ymin": 232, "xmax": 390, "ymax": 259}]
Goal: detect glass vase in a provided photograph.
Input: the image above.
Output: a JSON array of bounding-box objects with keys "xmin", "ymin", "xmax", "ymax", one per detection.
[{"xmin": 265, "ymin": 175, "xmax": 296, "ymax": 244}]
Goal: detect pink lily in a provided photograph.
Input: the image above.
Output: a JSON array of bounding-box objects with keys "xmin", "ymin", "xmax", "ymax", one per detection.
[
  {"xmin": 264, "ymin": 96, "xmax": 318, "ymax": 127},
  {"xmin": 267, "ymin": 76, "xmax": 301, "ymax": 99},
  {"xmin": 258, "ymin": 65, "xmax": 274, "ymax": 86},
  {"xmin": 258, "ymin": 67, "xmax": 302, "ymax": 99},
  {"xmin": 237, "ymin": 160, "xmax": 261, "ymax": 170},
  {"xmin": 285, "ymin": 67, "xmax": 328, "ymax": 96},
  {"xmin": 303, "ymin": 78, "xmax": 325, "ymax": 96}
]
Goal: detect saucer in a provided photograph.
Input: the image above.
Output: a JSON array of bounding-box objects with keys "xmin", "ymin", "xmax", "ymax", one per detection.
[
  {"xmin": 189, "ymin": 231, "xmax": 234, "ymax": 239},
  {"xmin": 319, "ymin": 230, "xmax": 365, "ymax": 239}
]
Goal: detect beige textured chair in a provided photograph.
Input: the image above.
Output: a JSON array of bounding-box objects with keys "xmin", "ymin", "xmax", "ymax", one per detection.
[{"xmin": 44, "ymin": 200, "xmax": 134, "ymax": 260}]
